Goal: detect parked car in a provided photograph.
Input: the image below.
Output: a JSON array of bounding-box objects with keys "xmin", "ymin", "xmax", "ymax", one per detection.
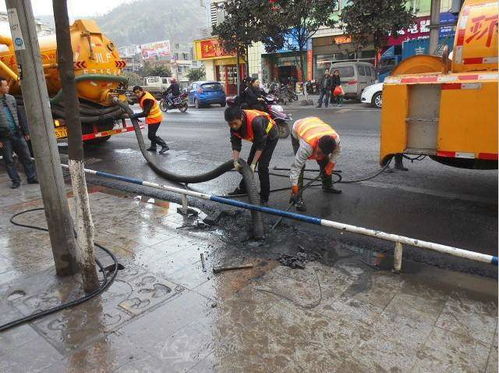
[
  {"xmin": 329, "ymin": 62, "xmax": 376, "ymax": 100},
  {"xmin": 188, "ymin": 81, "xmax": 226, "ymax": 108},
  {"xmin": 361, "ymin": 82, "xmax": 383, "ymax": 108}
]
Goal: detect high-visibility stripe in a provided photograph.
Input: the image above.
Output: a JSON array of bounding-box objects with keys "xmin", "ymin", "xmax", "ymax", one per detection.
[
  {"xmin": 437, "ymin": 151, "xmax": 499, "ymax": 160},
  {"xmin": 478, "ymin": 153, "xmax": 499, "ymax": 160},
  {"xmin": 304, "ymin": 130, "xmax": 335, "ymax": 142},
  {"xmin": 298, "ymin": 123, "xmax": 327, "ymax": 137}
]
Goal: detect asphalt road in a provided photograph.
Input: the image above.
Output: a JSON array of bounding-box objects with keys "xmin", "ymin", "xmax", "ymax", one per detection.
[{"xmin": 67, "ymin": 101, "xmax": 497, "ymax": 275}]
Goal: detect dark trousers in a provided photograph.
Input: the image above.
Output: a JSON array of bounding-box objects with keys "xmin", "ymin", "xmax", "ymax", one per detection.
[
  {"xmin": 147, "ymin": 122, "xmax": 167, "ymax": 149},
  {"xmin": 1, "ymin": 132, "xmax": 36, "ymax": 183},
  {"xmin": 291, "ymin": 137, "xmax": 331, "ymax": 190},
  {"xmin": 318, "ymin": 89, "xmax": 330, "ymax": 107},
  {"xmin": 238, "ymin": 137, "xmax": 279, "ymax": 202}
]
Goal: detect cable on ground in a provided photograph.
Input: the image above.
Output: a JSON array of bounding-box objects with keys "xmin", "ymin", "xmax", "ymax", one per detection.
[{"xmin": 0, "ymin": 208, "xmax": 119, "ymax": 333}]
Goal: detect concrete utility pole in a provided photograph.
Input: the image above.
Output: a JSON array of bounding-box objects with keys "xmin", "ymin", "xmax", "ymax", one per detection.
[
  {"xmin": 5, "ymin": 0, "xmax": 78, "ymax": 276},
  {"xmin": 429, "ymin": 0, "xmax": 442, "ymax": 54},
  {"xmin": 53, "ymin": 0, "xmax": 99, "ymax": 292}
]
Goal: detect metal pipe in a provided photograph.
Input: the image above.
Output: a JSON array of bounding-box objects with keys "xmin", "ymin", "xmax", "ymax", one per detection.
[{"xmin": 59, "ymin": 164, "xmax": 499, "ymax": 266}]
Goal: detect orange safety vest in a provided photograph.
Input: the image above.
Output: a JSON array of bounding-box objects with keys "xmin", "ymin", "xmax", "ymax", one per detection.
[
  {"xmin": 295, "ymin": 117, "xmax": 339, "ymax": 160},
  {"xmin": 139, "ymin": 91, "xmax": 163, "ymax": 124},
  {"xmin": 233, "ymin": 109, "xmax": 276, "ymax": 142}
]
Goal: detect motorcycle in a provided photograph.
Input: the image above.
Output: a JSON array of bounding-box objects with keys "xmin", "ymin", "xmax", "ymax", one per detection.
[
  {"xmin": 160, "ymin": 92, "xmax": 188, "ymax": 113},
  {"xmin": 226, "ymin": 94, "xmax": 292, "ymax": 139}
]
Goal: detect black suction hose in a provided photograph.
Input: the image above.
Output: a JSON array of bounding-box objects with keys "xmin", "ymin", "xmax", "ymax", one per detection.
[{"xmin": 114, "ymin": 99, "xmax": 265, "ymax": 239}]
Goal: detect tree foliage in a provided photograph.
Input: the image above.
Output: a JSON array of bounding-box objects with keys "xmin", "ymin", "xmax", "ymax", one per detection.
[
  {"xmin": 123, "ymin": 71, "xmax": 143, "ymax": 86},
  {"xmin": 212, "ymin": 0, "xmax": 284, "ymax": 55},
  {"xmin": 140, "ymin": 62, "xmax": 172, "ymax": 77},
  {"xmin": 341, "ymin": 0, "xmax": 416, "ymax": 52},
  {"xmin": 186, "ymin": 66, "xmax": 206, "ymax": 82}
]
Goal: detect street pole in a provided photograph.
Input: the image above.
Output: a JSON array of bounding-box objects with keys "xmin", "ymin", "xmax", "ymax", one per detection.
[
  {"xmin": 236, "ymin": 48, "xmax": 241, "ymax": 96},
  {"xmin": 5, "ymin": 0, "xmax": 78, "ymax": 276},
  {"xmin": 429, "ymin": 0, "xmax": 442, "ymax": 55},
  {"xmin": 53, "ymin": 0, "xmax": 99, "ymax": 292}
]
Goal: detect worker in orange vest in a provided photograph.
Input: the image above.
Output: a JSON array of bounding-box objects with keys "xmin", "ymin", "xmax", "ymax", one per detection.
[
  {"xmin": 290, "ymin": 117, "xmax": 341, "ymax": 212},
  {"xmin": 225, "ymin": 106, "xmax": 279, "ymax": 205},
  {"xmin": 131, "ymin": 86, "xmax": 169, "ymax": 154}
]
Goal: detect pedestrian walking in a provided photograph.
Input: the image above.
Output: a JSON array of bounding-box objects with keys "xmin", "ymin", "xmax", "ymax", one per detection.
[
  {"xmin": 330, "ymin": 69, "xmax": 343, "ymax": 106},
  {"xmin": 289, "ymin": 116, "xmax": 341, "ymax": 212},
  {"xmin": 131, "ymin": 86, "xmax": 168, "ymax": 154},
  {"xmin": 225, "ymin": 106, "xmax": 279, "ymax": 205},
  {"xmin": 317, "ymin": 70, "xmax": 332, "ymax": 108},
  {"xmin": 0, "ymin": 78, "xmax": 37, "ymax": 189}
]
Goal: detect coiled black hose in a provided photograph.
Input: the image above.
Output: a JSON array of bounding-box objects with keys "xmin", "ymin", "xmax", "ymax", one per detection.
[
  {"xmin": 0, "ymin": 208, "xmax": 119, "ymax": 332},
  {"xmin": 114, "ymin": 99, "xmax": 265, "ymax": 239}
]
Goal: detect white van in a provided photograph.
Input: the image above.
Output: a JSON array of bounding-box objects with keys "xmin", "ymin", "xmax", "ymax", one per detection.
[{"xmin": 329, "ymin": 62, "xmax": 376, "ymax": 100}]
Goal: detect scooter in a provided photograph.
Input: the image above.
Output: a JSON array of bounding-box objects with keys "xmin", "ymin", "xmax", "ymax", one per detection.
[
  {"xmin": 226, "ymin": 94, "xmax": 292, "ymax": 139},
  {"xmin": 160, "ymin": 92, "xmax": 188, "ymax": 113}
]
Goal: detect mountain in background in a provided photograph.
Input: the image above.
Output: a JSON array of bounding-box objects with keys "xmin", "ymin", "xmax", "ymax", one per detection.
[
  {"xmin": 95, "ymin": 0, "xmax": 208, "ymax": 47},
  {"xmin": 37, "ymin": 0, "xmax": 208, "ymax": 47}
]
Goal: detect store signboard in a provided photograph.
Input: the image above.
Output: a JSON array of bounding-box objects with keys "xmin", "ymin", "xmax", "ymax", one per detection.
[
  {"xmin": 199, "ymin": 39, "xmax": 233, "ymax": 59},
  {"xmin": 387, "ymin": 12, "xmax": 457, "ymax": 46}
]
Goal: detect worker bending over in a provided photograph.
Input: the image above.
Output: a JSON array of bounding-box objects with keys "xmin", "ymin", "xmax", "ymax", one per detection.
[
  {"xmin": 131, "ymin": 86, "xmax": 168, "ymax": 154},
  {"xmin": 290, "ymin": 117, "xmax": 341, "ymax": 212},
  {"xmin": 225, "ymin": 106, "xmax": 279, "ymax": 205}
]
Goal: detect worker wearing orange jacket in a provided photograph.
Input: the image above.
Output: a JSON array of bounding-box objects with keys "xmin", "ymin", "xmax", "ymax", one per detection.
[
  {"xmin": 131, "ymin": 86, "xmax": 168, "ymax": 154},
  {"xmin": 225, "ymin": 105, "xmax": 279, "ymax": 205},
  {"xmin": 289, "ymin": 117, "xmax": 341, "ymax": 211}
]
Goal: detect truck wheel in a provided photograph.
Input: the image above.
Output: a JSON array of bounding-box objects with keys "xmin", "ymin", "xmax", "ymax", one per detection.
[
  {"xmin": 372, "ymin": 92, "xmax": 382, "ymax": 108},
  {"xmin": 83, "ymin": 120, "xmax": 114, "ymax": 145}
]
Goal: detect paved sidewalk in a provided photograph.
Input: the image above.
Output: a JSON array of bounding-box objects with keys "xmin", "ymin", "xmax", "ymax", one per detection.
[{"xmin": 0, "ymin": 171, "xmax": 497, "ymax": 372}]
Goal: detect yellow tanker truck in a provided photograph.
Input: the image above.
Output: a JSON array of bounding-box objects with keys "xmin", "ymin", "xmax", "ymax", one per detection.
[
  {"xmin": 380, "ymin": 0, "xmax": 498, "ymax": 169},
  {"xmin": 0, "ymin": 19, "xmax": 133, "ymax": 144}
]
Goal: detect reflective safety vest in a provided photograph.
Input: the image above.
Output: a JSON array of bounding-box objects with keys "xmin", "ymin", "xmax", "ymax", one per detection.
[
  {"xmin": 139, "ymin": 91, "xmax": 163, "ymax": 124},
  {"xmin": 233, "ymin": 109, "xmax": 276, "ymax": 142},
  {"xmin": 295, "ymin": 117, "xmax": 339, "ymax": 159}
]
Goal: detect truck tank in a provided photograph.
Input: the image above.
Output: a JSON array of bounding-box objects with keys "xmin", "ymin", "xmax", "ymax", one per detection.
[
  {"xmin": 0, "ymin": 19, "xmax": 130, "ymax": 143},
  {"xmin": 380, "ymin": 0, "xmax": 498, "ymax": 169}
]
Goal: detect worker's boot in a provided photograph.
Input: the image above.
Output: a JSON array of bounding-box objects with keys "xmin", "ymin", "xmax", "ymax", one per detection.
[
  {"xmin": 156, "ymin": 138, "xmax": 169, "ymax": 154},
  {"xmin": 146, "ymin": 146, "xmax": 157, "ymax": 152},
  {"xmin": 228, "ymin": 186, "xmax": 246, "ymax": 196},
  {"xmin": 394, "ymin": 154, "xmax": 408, "ymax": 171},
  {"xmin": 295, "ymin": 196, "xmax": 306, "ymax": 212},
  {"xmin": 322, "ymin": 174, "xmax": 342, "ymax": 194}
]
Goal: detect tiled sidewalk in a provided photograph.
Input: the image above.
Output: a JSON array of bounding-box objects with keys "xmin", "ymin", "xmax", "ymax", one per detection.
[{"xmin": 0, "ymin": 172, "xmax": 497, "ymax": 372}]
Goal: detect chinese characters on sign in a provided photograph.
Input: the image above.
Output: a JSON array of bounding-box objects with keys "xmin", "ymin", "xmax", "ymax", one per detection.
[
  {"xmin": 200, "ymin": 39, "xmax": 232, "ymax": 59},
  {"xmin": 465, "ymin": 15, "xmax": 497, "ymax": 47}
]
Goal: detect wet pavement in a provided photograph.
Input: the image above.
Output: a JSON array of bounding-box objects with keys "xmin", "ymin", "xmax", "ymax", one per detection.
[
  {"xmin": 0, "ymin": 171, "xmax": 497, "ymax": 372},
  {"xmin": 52, "ymin": 103, "xmax": 498, "ymax": 276}
]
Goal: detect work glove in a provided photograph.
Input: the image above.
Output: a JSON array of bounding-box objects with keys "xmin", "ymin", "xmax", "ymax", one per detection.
[
  {"xmin": 233, "ymin": 159, "xmax": 243, "ymax": 171},
  {"xmin": 250, "ymin": 163, "xmax": 257, "ymax": 173},
  {"xmin": 323, "ymin": 161, "xmax": 334, "ymax": 177},
  {"xmin": 289, "ymin": 185, "xmax": 300, "ymax": 204}
]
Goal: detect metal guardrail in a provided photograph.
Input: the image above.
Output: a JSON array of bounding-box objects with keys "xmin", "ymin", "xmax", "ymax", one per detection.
[{"xmin": 61, "ymin": 164, "xmax": 498, "ymax": 269}]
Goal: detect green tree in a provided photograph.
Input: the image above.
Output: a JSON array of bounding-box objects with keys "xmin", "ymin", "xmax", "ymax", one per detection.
[
  {"xmin": 265, "ymin": 0, "xmax": 338, "ymax": 80},
  {"xmin": 140, "ymin": 61, "xmax": 172, "ymax": 77},
  {"xmin": 340, "ymin": 0, "xmax": 416, "ymax": 53},
  {"xmin": 212, "ymin": 0, "xmax": 284, "ymax": 81},
  {"xmin": 186, "ymin": 66, "xmax": 206, "ymax": 82},
  {"xmin": 123, "ymin": 71, "xmax": 143, "ymax": 86}
]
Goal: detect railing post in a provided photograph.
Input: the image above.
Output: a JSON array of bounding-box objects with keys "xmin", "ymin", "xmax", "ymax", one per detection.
[{"xmin": 393, "ymin": 242, "xmax": 403, "ymax": 273}]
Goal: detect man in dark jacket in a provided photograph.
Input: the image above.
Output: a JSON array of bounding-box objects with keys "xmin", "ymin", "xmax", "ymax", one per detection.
[
  {"xmin": 225, "ymin": 106, "xmax": 279, "ymax": 205},
  {"xmin": 0, "ymin": 78, "xmax": 37, "ymax": 189},
  {"xmin": 163, "ymin": 78, "xmax": 181, "ymax": 106},
  {"xmin": 330, "ymin": 69, "xmax": 342, "ymax": 105},
  {"xmin": 317, "ymin": 70, "xmax": 332, "ymax": 108}
]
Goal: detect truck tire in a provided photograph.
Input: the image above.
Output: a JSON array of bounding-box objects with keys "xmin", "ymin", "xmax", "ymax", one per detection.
[{"xmin": 83, "ymin": 119, "xmax": 114, "ymax": 145}]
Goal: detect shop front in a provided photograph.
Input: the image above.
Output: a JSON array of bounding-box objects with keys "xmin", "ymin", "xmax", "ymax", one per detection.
[
  {"xmin": 312, "ymin": 35, "xmax": 376, "ymax": 80},
  {"xmin": 193, "ymin": 38, "xmax": 246, "ymax": 95}
]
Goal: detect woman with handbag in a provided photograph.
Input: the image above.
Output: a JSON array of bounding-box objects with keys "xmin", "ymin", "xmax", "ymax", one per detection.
[{"xmin": 330, "ymin": 70, "xmax": 343, "ymax": 106}]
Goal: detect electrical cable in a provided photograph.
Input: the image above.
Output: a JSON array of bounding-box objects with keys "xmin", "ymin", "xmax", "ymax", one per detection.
[{"xmin": 0, "ymin": 208, "xmax": 119, "ymax": 333}]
